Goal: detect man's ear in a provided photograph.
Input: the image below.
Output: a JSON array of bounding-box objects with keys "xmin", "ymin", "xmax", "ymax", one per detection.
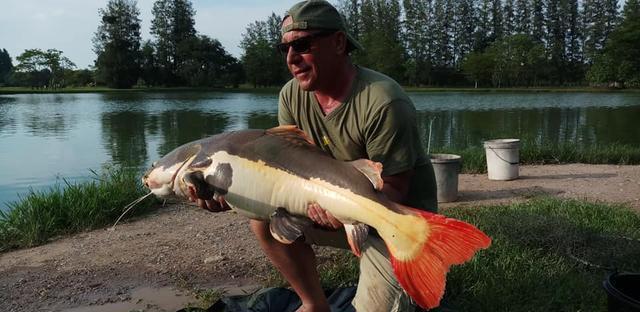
[{"xmin": 334, "ymin": 31, "xmax": 348, "ymax": 55}]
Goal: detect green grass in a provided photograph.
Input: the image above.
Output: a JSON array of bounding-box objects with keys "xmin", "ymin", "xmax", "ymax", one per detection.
[
  {"xmin": 260, "ymin": 198, "xmax": 640, "ymax": 311},
  {"xmin": 263, "ymin": 249, "xmax": 360, "ymax": 290},
  {"xmin": 0, "ymin": 166, "xmax": 160, "ymax": 251},
  {"xmin": 439, "ymin": 198, "xmax": 640, "ymax": 311},
  {"xmin": 433, "ymin": 142, "xmax": 640, "ymax": 173}
]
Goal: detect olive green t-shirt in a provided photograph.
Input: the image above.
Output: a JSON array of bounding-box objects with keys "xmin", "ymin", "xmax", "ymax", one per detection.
[{"xmin": 278, "ymin": 66, "xmax": 437, "ymax": 212}]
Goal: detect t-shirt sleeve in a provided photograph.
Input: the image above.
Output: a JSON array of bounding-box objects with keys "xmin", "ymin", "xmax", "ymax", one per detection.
[
  {"xmin": 365, "ymin": 99, "xmax": 422, "ymax": 176},
  {"xmin": 278, "ymin": 88, "xmax": 296, "ymax": 126}
]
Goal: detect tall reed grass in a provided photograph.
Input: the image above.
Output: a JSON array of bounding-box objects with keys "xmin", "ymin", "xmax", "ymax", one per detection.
[{"xmin": 0, "ymin": 167, "xmax": 159, "ymax": 251}]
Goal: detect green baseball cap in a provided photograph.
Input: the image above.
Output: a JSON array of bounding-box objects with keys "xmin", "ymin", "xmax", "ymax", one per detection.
[{"xmin": 282, "ymin": 0, "xmax": 363, "ymax": 52}]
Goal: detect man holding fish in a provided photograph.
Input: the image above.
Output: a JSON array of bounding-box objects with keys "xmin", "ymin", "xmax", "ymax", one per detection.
[
  {"xmin": 190, "ymin": 1, "xmax": 439, "ymax": 311},
  {"xmin": 143, "ymin": 0, "xmax": 489, "ymax": 308}
]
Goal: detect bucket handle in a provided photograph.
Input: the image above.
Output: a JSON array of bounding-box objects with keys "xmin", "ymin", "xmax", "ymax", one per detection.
[{"xmin": 487, "ymin": 146, "xmax": 519, "ymax": 165}]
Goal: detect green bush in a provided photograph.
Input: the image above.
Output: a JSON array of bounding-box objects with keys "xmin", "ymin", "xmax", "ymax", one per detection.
[{"xmin": 0, "ymin": 166, "xmax": 160, "ymax": 251}]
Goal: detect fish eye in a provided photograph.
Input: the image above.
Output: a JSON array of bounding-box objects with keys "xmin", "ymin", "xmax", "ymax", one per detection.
[{"xmin": 152, "ymin": 161, "xmax": 158, "ymax": 167}]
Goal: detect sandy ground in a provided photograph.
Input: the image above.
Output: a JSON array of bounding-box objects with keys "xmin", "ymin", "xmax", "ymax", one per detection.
[{"xmin": 1, "ymin": 164, "xmax": 639, "ymax": 312}]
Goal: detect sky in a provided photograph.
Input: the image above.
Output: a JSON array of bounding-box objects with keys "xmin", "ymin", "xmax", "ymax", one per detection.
[{"xmin": 0, "ymin": 0, "xmax": 320, "ymax": 69}]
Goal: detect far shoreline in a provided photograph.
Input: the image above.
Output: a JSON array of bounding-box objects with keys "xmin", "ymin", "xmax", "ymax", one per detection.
[{"xmin": 2, "ymin": 86, "xmax": 639, "ymax": 95}]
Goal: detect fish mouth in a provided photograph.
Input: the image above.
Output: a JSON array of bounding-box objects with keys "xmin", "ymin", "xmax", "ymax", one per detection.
[{"xmin": 145, "ymin": 155, "xmax": 197, "ymax": 197}]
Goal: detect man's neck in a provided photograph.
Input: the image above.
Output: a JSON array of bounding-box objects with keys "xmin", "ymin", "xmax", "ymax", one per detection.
[{"xmin": 314, "ymin": 64, "xmax": 357, "ymax": 115}]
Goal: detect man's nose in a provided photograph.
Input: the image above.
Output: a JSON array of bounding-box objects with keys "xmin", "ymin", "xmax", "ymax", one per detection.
[{"xmin": 286, "ymin": 47, "xmax": 301, "ymax": 64}]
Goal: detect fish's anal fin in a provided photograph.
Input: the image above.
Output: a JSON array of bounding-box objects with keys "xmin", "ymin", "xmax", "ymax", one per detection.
[
  {"xmin": 349, "ymin": 159, "xmax": 384, "ymax": 191},
  {"xmin": 344, "ymin": 223, "xmax": 369, "ymax": 257},
  {"xmin": 265, "ymin": 125, "xmax": 315, "ymax": 146},
  {"xmin": 269, "ymin": 208, "xmax": 313, "ymax": 244},
  {"xmin": 386, "ymin": 205, "xmax": 491, "ymax": 309}
]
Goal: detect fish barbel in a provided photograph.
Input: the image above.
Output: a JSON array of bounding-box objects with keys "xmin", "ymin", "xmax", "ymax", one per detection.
[{"xmin": 142, "ymin": 125, "xmax": 491, "ymax": 309}]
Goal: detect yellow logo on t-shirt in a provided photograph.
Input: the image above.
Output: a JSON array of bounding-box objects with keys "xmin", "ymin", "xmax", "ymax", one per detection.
[{"xmin": 322, "ymin": 135, "xmax": 332, "ymax": 146}]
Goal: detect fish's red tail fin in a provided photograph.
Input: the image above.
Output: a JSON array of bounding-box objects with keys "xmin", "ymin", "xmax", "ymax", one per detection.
[{"xmin": 383, "ymin": 205, "xmax": 491, "ymax": 309}]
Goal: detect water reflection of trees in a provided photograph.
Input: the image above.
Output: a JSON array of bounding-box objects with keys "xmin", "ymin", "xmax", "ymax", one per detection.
[
  {"xmin": 584, "ymin": 107, "xmax": 640, "ymax": 145},
  {"xmin": 22, "ymin": 94, "xmax": 77, "ymax": 137},
  {"xmin": 23, "ymin": 114, "xmax": 70, "ymax": 137},
  {"xmin": 101, "ymin": 111, "xmax": 149, "ymax": 168},
  {"xmin": 21, "ymin": 95, "xmax": 75, "ymax": 137},
  {"xmin": 101, "ymin": 109, "xmax": 231, "ymax": 167},
  {"xmin": 416, "ymin": 107, "xmax": 640, "ymax": 150},
  {"xmin": 247, "ymin": 112, "xmax": 278, "ymax": 129},
  {"xmin": 154, "ymin": 110, "xmax": 231, "ymax": 156},
  {"xmin": 98, "ymin": 101, "xmax": 638, "ymax": 167},
  {"xmin": 0, "ymin": 97, "xmax": 17, "ymax": 134}
]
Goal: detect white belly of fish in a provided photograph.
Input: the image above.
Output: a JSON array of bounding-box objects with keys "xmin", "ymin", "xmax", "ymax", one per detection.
[
  {"xmin": 201, "ymin": 151, "xmax": 429, "ymax": 260},
  {"xmin": 203, "ymin": 151, "xmax": 378, "ymax": 224}
]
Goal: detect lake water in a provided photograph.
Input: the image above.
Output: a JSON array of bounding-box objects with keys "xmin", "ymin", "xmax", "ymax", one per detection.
[{"xmin": 1, "ymin": 91, "xmax": 639, "ymax": 210}]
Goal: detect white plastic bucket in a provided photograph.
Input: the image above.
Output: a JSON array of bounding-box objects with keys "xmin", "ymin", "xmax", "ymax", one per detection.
[
  {"xmin": 430, "ymin": 154, "xmax": 462, "ymax": 202},
  {"xmin": 483, "ymin": 139, "xmax": 520, "ymax": 180}
]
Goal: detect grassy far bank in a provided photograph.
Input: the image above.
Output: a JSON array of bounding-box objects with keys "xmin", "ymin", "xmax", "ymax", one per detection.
[
  {"xmin": 261, "ymin": 198, "xmax": 640, "ymax": 312},
  {"xmin": 0, "ymin": 86, "xmax": 283, "ymax": 95},
  {"xmin": 2, "ymin": 85, "xmax": 640, "ymax": 95},
  {"xmin": 0, "ymin": 167, "xmax": 160, "ymax": 251},
  {"xmin": 434, "ymin": 142, "xmax": 640, "ymax": 174}
]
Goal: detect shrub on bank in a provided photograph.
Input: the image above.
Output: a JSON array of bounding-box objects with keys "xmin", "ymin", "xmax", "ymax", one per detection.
[{"xmin": 0, "ymin": 167, "xmax": 160, "ymax": 251}]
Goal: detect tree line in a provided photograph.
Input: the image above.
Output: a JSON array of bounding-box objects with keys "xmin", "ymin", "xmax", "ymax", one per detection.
[
  {"xmin": 242, "ymin": 0, "xmax": 639, "ymax": 88},
  {"xmin": 1, "ymin": 0, "xmax": 244, "ymax": 89},
  {"xmin": 1, "ymin": 0, "xmax": 638, "ymax": 89},
  {"xmin": 352, "ymin": 0, "xmax": 639, "ymax": 87},
  {"xmin": 0, "ymin": 48, "xmax": 93, "ymax": 89},
  {"xmin": 93, "ymin": 0, "xmax": 243, "ymax": 88}
]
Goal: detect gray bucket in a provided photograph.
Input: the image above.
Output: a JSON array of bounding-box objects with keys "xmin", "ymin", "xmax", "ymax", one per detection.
[
  {"xmin": 430, "ymin": 154, "xmax": 462, "ymax": 203},
  {"xmin": 483, "ymin": 139, "xmax": 520, "ymax": 180}
]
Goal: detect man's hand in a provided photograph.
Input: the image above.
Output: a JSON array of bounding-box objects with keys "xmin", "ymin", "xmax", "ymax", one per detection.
[
  {"xmin": 187, "ymin": 186, "xmax": 231, "ymax": 213},
  {"xmin": 307, "ymin": 203, "xmax": 342, "ymax": 230}
]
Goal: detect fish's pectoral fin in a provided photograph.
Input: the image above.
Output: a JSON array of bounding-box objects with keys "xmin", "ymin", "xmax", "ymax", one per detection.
[
  {"xmin": 183, "ymin": 171, "xmax": 215, "ymax": 199},
  {"xmin": 349, "ymin": 159, "xmax": 384, "ymax": 191},
  {"xmin": 204, "ymin": 163, "xmax": 232, "ymax": 195},
  {"xmin": 344, "ymin": 223, "xmax": 369, "ymax": 257},
  {"xmin": 269, "ymin": 208, "xmax": 313, "ymax": 244}
]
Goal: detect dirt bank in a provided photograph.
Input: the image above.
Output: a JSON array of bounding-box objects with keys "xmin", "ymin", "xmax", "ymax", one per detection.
[{"xmin": 1, "ymin": 164, "xmax": 639, "ymax": 312}]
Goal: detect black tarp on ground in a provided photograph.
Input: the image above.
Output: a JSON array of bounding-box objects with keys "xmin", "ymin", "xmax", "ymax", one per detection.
[{"xmin": 179, "ymin": 287, "xmax": 357, "ymax": 312}]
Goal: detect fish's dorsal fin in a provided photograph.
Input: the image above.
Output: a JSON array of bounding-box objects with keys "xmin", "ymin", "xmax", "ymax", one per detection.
[
  {"xmin": 266, "ymin": 125, "xmax": 315, "ymax": 146},
  {"xmin": 349, "ymin": 159, "xmax": 384, "ymax": 191},
  {"xmin": 269, "ymin": 208, "xmax": 313, "ymax": 244}
]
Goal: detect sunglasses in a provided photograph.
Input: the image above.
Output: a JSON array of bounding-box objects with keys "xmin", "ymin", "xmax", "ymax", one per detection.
[{"xmin": 276, "ymin": 31, "xmax": 336, "ymax": 55}]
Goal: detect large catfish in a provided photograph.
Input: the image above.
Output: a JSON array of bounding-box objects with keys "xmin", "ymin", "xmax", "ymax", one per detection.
[{"xmin": 142, "ymin": 125, "xmax": 491, "ymax": 309}]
